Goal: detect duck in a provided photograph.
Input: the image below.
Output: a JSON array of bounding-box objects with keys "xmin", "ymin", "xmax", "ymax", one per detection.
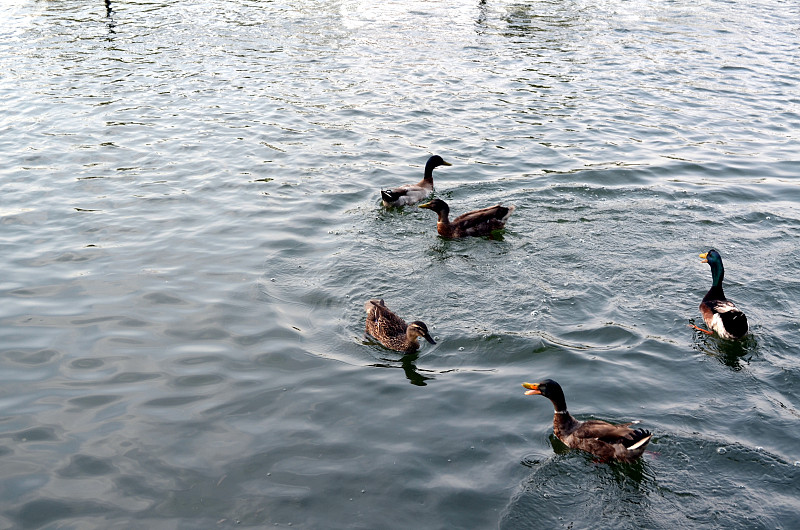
[
  {"xmin": 418, "ymin": 198, "xmax": 515, "ymax": 238},
  {"xmin": 690, "ymin": 249, "xmax": 749, "ymax": 339},
  {"xmin": 381, "ymin": 155, "xmax": 452, "ymax": 207},
  {"xmin": 364, "ymin": 299, "xmax": 436, "ymax": 353},
  {"xmin": 521, "ymin": 379, "xmax": 652, "ymax": 463}
]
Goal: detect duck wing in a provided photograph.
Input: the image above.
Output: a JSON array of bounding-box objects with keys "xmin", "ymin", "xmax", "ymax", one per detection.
[
  {"xmin": 381, "ymin": 183, "xmax": 432, "ymax": 206},
  {"xmin": 451, "ymin": 204, "xmax": 512, "ymax": 225},
  {"xmin": 701, "ymin": 299, "xmax": 748, "ymax": 338},
  {"xmin": 365, "ymin": 299, "xmax": 408, "ymax": 338},
  {"xmin": 572, "ymin": 419, "xmax": 641, "ymax": 442},
  {"xmin": 450, "ymin": 204, "xmax": 515, "ymax": 235},
  {"xmin": 568, "ymin": 420, "xmax": 652, "ymax": 461}
]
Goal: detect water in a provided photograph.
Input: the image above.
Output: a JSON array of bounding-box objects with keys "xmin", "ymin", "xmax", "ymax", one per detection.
[{"xmin": 2, "ymin": 0, "xmax": 799, "ymax": 527}]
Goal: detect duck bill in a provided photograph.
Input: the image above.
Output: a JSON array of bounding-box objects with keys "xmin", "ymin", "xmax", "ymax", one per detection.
[
  {"xmin": 423, "ymin": 332, "xmax": 436, "ymax": 345},
  {"xmin": 699, "ymin": 252, "xmax": 708, "ymax": 263},
  {"xmin": 441, "ymin": 160, "xmax": 452, "ymax": 166},
  {"xmin": 521, "ymin": 382, "xmax": 541, "ymax": 395},
  {"xmin": 418, "ymin": 202, "xmax": 432, "ymax": 209}
]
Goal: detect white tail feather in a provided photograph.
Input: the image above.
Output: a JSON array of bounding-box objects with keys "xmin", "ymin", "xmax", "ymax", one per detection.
[{"xmin": 627, "ymin": 434, "xmax": 652, "ymax": 451}]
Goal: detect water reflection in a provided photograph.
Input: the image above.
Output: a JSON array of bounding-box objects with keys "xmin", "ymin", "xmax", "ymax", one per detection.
[
  {"xmin": 6, "ymin": 0, "xmax": 800, "ymax": 527},
  {"xmin": 500, "ymin": 1, "xmax": 583, "ymax": 41},
  {"xmin": 104, "ymin": 0, "xmax": 116, "ymax": 36},
  {"xmin": 503, "ymin": 445, "xmax": 657, "ymax": 529},
  {"xmin": 507, "ymin": 430, "xmax": 800, "ymax": 529},
  {"xmin": 363, "ymin": 336, "xmax": 435, "ymax": 386},
  {"xmin": 603, "ymin": 453, "xmax": 655, "ymax": 487},
  {"xmin": 475, "ymin": 0, "xmax": 489, "ymax": 33},
  {"xmin": 546, "ymin": 432, "xmax": 656, "ymax": 483},
  {"xmin": 689, "ymin": 321, "xmax": 759, "ymax": 370},
  {"xmin": 370, "ymin": 351, "xmax": 434, "ymax": 387}
]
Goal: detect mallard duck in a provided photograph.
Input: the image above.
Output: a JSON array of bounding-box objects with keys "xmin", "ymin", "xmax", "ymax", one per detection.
[
  {"xmin": 690, "ymin": 249, "xmax": 749, "ymax": 339},
  {"xmin": 364, "ymin": 299, "xmax": 436, "ymax": 353},
  {"xmin": 418, "ymin": 198, "xmax": 515, "ymax": 238},
  {"xmin": 381, "ymin": 155, "xmax": 452, "ymax": 207},
  {"xmin": 522, "ymin": 379, "xmax": 652, "ymax": 463}
]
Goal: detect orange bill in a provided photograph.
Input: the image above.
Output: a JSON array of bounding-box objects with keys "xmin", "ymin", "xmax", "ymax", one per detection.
[{"xmin": 521, "ymin": 382, "xmax": 541, "ymax": 395}]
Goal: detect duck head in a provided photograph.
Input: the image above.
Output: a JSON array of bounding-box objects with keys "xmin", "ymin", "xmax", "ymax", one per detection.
[
  {"xmin": 426, "ymin": 155, "xmax": 452, "ymax": 171},
  {"xmin": 522, "ymin": 379, "xmax": 568, "ymax": 412},
  {"xmin": 408, "ymin": 321, "xmax": 436, "ymax": 345},
  {"xmin": 418, "ymin": 198, "xmax": 450, "ymax": 215},
  {"xmin": 699, "ymin": 248, "xmax": 724, "ymax": 286}
]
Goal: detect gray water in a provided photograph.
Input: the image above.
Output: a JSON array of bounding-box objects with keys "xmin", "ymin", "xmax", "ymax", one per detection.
[{"xmin": 2, "ymin": 0, "xmax": 800, "ymax": 528}]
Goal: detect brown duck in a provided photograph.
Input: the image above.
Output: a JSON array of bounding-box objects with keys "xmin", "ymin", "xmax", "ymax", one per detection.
[
  {"xmin": 418, "ymin": 198, "xmax": 515, "ymax": 238},
  {"xmin": 364, "ymin": 299, "xmax": 435, "ymax": 353},
  {"xmin": 522, "ymin": 379, "xmax": 652, "ymax": 462}
]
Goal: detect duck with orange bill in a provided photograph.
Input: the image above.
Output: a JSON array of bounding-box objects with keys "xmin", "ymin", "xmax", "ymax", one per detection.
[
  {"xmin": 522, "ymin": 379, "xmax": 652, "ymax": 463},
  {"xmin": 418, "ymin": 198, "xmax": 514, "ymax": 238},
  {"xmin": 691, "ymin": 249, "xmax": 749, "ymax": 339}
]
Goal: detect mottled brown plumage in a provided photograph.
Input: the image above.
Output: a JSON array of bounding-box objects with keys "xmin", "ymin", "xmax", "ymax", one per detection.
[
  {"xmin": 364, "ymin": 299, "xmax": 435, "ymax": 353},
  {"xmin": 522, "ymin": 379, "xmax": 652, "ymax": 463},
  {"xmin": 418, "ymin": 198, "xmax": 515, "ymax": 238}
]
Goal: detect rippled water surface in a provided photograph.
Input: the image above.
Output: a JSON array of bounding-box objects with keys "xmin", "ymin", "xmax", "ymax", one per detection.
[{"xmin": 2, "ymin": 0, "xmax": 800, "ymax": 528}]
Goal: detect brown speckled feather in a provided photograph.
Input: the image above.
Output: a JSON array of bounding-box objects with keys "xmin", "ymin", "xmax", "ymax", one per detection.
[
  {"xmin": 365, "ymin": 299, "xmax": 407, "ymax": 341},
  {"xmin": 364, "ymin": 299, "xmax": 435, "ymax": 353}
]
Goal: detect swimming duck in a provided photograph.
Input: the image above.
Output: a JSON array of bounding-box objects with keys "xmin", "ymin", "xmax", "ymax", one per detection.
[
  {"xmin": 381, "ymin": 155, "xmax": 452, "ymax": 207},
  {"xmin": 418, "ymin": 198, "xmax": 515, "ymax": 238},
  {"xmin": 691, "ymin": 249, "xmax": 749, "ymax": 339},
  {"xmin": 522, "ymin": 379, "xmax": 652, "ymax": 463},
  {"xmin": 364, "ymin": 299, "xmax": 436, "ymax": 353}
]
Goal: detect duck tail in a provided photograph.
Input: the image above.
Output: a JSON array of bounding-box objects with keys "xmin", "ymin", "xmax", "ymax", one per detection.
[
  {"xmin": 728, "ymin": 311, "xmax": 749, "ymax": 338},
  {"xmin": 625, "ymin": 429, "xmax": 652, "ymax": 451},
  {"xmin": 500, "ymin": 204, "xmax": 516, "ymax": 222},
  {"xmin": 381, "ymin": 189, "xmax": 398, "ymax": 203}
]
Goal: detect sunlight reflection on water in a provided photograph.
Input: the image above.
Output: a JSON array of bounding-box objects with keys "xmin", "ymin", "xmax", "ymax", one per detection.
[{"xmin": 1, "ymin": 0, "xmax": 800, "ymax": 527}]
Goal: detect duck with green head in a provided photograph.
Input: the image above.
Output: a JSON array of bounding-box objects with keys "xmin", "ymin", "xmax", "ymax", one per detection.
[
  {"xmin": 691, "ymin": 249, "xmax": 749, "ymax": 340},
  {"xmin": 521, "ymin": 379, "xmax": 652, "ymax": 463}
]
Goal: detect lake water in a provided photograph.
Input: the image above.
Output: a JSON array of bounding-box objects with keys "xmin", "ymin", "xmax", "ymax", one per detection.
[{"xmin": 2, "ymin": 0, "xmax": 800, "ymax": 527}]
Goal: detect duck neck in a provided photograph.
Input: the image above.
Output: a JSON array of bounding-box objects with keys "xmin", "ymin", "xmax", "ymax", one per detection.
[
  {"xmin": 553, "ymin": 408, "xmax": 579, "ymax": 439},
  {"xmin": 434, "ymin": 209, "xmax": 454, "ymax": 238},
  {"xmin": 548, "ymin": 388, "xmax": 568, "ymax": 415},
  {"xmin": 710, "ymin": 261, "xmax": 724, "ymax": 288},
  {"xmin": 704, "ymin": 261, "xmax": 725, "ymax": 301},
  {"xmin": 550, "ymin": 392, "xmax": 575, "ymax": 440},
  {"xmin": 422, "ymin": 160, "xmax": 437, "ymax": 184},
  {"xmin": 404, "ymin": 328, "xmax": 420, "ymax": 352}
]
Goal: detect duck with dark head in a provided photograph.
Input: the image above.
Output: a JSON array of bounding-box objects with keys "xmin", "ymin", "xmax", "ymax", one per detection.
[
  {"xmin": 381, "ymin": 155, "xmax": 451, "ymax": 207},
  {"xmin": 418, "ymin": 198, "xmax": 514, "ymax": 238},
  {"xmin": 691, "ymin": 249, "xmax": 748, "ymax": 339},
  {"xmin": 522, "ymin": 379, "xmax": 652, "ymax": 463},
  {"xmin": 364, "ymin": 299, "xmax": 435, "ymax": 353}
]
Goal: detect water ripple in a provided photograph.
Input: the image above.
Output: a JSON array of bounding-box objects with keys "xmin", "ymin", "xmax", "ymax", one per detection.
[{"xmin": 1, "ymin": 0, "xmax": 799, "ymax": 527}]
